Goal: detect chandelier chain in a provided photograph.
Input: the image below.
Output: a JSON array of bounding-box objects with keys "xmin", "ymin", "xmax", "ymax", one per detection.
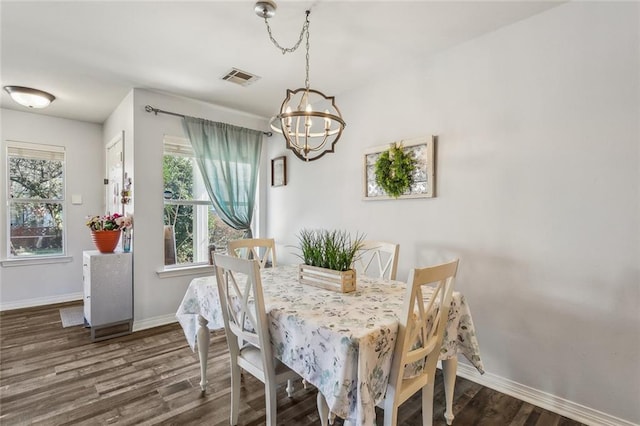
[
  {"xmin": 305, "ymin": 19, "xmax": 310, "ymax": 89},
  {"xmin": 257, "ymin": 3, "xmax": 345, "ymax": 162},
  {"xmin": 263, "ymin": 10, "xmax": 310, "ymax": 55}
]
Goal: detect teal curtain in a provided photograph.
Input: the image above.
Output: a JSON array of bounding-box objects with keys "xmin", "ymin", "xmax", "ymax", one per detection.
[{"xmin": 182, "ymin": 117, "xmax": 263, "ymax": 238}]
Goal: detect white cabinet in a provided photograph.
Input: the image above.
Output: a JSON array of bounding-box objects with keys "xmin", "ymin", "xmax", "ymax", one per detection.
[{"xmin": 83, "ymin": 250, "xmax": 133, "ymax": 341}]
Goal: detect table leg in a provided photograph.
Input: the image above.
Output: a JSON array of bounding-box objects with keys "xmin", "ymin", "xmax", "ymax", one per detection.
[
  {"xmin": 442, "ymin": 357, "xmax": 458, "ymax": 425},
  {"xmin": 197, "ymin": 314, "xmax": 210, "ymax": 395},
  {"xmin": 317, "ymin": 391, "xmax": 329, "ymax": 426}
]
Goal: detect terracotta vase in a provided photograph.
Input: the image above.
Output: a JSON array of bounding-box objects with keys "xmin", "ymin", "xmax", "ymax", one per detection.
[{"xmin": 91, "ymin": 230, "xmax": 121, "ymax": 253}]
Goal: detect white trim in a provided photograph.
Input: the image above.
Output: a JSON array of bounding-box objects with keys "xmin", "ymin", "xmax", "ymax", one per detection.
[
  {"xmin": 157, "ymin": 264, "xmax": 213, "ymax": 278},
  {"xmin": 5, "ymin": 140, "xmax": 68, "ymax": 260},
  {"xmin": 106, "ymin": 131, "xmax": 124, "ymax": 150},
  {"xmin": 1, "ymin": 255, "xmax": 73, "ymax": 267},
  {"xmin": 132, "ymin": 314, "xmax": 177, "ymax": 332},
  {"xmin": 0, "ymin": 292, "xmax": 82, "ymax": 311},
  {"xmin": 6, "ymin": 139, "xmax": 65, "ymax": 154},
  {"xmin": 456, "ymin": 363, "xmax": 637, "ymax": 426},
  {"xmin": 163, "ymin": 135, "xmax": 193, "ymax": 156}
]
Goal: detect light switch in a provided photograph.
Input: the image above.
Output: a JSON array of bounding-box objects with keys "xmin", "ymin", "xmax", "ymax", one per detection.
[{"xmin": 71, "ymin": 194, "xmax": 83, "ymax": 205}]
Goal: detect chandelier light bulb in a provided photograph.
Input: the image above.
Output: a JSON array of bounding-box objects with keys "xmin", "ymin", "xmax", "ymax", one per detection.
[{"xmin": 285, "ymin": 106, "xmax": 292, "ymax": 127}]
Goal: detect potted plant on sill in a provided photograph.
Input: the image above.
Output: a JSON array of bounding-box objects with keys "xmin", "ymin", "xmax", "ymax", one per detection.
[{"xmin": 295, "ymin": 229, "xmax": 365, "ymax": 293}]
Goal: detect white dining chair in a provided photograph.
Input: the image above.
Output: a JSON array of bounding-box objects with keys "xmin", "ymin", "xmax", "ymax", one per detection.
[
  {"xmin": 213, "ymin": 253, "xmax": 299, "ymax": 426},
  {"xmin": 380, "ymin": 259, "xmax": 459, "ymax": 426},
  {"xmin": 354, "ymin": 240, "xmax": 400, "ymax": 280},
  {"xmin": 227, "ymin": 238, "xmax": 279, "ymax": 371},
  {"xmin": 228, "ymin": 238, "xmax": 277, "ymax": 268}
]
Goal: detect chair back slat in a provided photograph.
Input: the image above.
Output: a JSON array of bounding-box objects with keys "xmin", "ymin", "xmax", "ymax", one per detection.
[
  {"xmin": 355, "ymin": 240, "xmax": 399, "ymax": 280},
  {"xmin": 213, "ymin": 254, "xmax": 272, "ymax": 356},
  {"xmin": 228, "ymin": 238, "xmax": 277, "ymax": 269}
]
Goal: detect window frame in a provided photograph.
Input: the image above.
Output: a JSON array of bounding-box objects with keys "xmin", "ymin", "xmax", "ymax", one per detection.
[
  {"xmin": 5, "ymin": 141, "xmax": 67, "ymax": 260},
  {"xmin": 162, "ymin": 136, "xmax": 215, "ymax": 269},
  {"xmin": 162, "ymin": 135, "xmax": 253, "ymax": 271}
]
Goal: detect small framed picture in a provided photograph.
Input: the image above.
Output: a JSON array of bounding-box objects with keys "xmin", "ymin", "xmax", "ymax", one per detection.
[{"xmin": 271, "ymin": 156, "xmax": 287, "ymax": 187}]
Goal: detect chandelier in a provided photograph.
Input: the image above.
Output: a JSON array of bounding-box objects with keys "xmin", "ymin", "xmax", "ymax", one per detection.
[{"xmin": 255, "ymin": 1, "xmax": 346, "ymax": 162}]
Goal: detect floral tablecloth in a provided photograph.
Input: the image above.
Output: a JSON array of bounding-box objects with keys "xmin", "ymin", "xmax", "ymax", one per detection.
[{"xmin": 176, "ymin": 265, "xmax": 484, "ymax": 425}]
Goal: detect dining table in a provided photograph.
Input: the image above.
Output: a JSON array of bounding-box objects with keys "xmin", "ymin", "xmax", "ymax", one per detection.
[{"xmin": 176, "ymin": 264, "xmax": 484, "ymax": 426}]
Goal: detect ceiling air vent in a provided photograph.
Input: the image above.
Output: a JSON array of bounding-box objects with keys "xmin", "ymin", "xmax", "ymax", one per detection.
[{"xmin": 221, "ymin": 68, "xmax": 261, "ymax": 87}]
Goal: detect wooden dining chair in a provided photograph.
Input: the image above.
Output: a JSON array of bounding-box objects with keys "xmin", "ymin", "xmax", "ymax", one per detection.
[
  {"xmin": 228, "ymin": 238, "xmax": 276, "ymax": 268},
  {"xmin": 380, "ymin": 259, "xmax": 459, "ymax": 426},
  {"xmin": 213, "ymin": 253, "xmax": 299, "ymax": 426},
  {"xmin": 355, "ymin": 240, "xmax": 400, "ymax": 280}
]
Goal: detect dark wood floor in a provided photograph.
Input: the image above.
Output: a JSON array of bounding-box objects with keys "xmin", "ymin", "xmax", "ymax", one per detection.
[{"xmin": 0, "ymin": 302, "xmax": 585, "ymax": 426}]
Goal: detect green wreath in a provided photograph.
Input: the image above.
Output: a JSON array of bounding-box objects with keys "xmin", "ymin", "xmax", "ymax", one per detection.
[{"xmin": 374, "ymin": 143, "xmax": 416, "ymax": 198}]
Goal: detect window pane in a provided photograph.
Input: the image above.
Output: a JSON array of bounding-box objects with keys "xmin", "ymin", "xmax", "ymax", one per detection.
[
  {"xmin": 163, "ymin": 147, "xmax": 244, "ymax": 267},
  {"xmin": 164, "ymin": 203, "xmax": 194, "ymax": 264},
  {"xmin": 9, "ymin": 157, "xmax": 64, "ymax": 199},
  {"xmin": 163, "ymin": 155, "xmax": 194, "ymax": 201},
  {"xmin": 210, "ymin": 210, "xmax": 244, "ymax": 253},
  {"xmin": 10, "ymin": 202, "xmax": 63, "ymax": 256},
  {"xmin": 163, "ymin": 203, "xmax": 244, "ymax": 265}
]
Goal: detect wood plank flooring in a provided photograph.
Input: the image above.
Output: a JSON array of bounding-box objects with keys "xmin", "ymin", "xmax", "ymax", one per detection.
[{"xmin": 0, "ymin": 302, "xmax": 585, "ymax": 426}]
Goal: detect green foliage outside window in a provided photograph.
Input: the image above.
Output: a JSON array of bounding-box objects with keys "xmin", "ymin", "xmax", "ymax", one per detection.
[
  {"xmin": 163, "ymin": 155, "xmax": 243, "ymax": 265},
  {"xmin": 163, "ymin": 155, "xmax": 194, "ymax": 263},
  {"xmin": 9, "ymin": 155, "xmax": 64, "ymax": 256}
]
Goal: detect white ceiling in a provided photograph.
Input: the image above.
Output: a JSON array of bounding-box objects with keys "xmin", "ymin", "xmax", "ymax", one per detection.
[{"xmin": 1, "ymin": 1, "xmax": 564, "ymax": 124}]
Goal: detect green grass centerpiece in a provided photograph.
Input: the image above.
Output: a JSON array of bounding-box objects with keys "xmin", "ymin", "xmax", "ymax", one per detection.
[
  {"xmin": 296, "ymin": 229, "xmax": 365, "ymax": 293},
  {"xmin": 296, "ymin": 229, "xmax": 365, "ymax": 271}
]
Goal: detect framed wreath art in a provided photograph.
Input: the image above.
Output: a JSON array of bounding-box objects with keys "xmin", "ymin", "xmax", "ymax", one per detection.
[
  {"xmin": 363, "ymin": 136, "xmax": 436, "ymax": 200},
  {"xmin": 375, "ymin": 143, "xmax": 416, "ymax": 198}
]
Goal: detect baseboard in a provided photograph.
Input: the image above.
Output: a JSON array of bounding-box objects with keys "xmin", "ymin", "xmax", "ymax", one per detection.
[
  {"xmin": 1, "ymin": 297, "xmax": 178, "ymax": 335},
  {"xmin": 456, "ymin": 363, "xmax": 636, "ymax": 426},
  {"xmin": 132, "ymin": 313, "xmax": 177, "ymax": 333},
  {"xmin": 0, "ymin": 292, "xmax": 83, "ymax": 311}
]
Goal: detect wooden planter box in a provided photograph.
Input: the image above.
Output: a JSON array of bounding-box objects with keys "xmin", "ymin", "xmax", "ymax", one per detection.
[{"xmin": 298, "ymin": 264, "xmax": 356, "ymax": 293}]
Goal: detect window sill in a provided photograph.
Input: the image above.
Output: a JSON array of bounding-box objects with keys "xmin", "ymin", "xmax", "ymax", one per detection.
[
  {"xmin": 157, "ymin": 264, "xmax": 214, "ymax": 279},
  {"xmin": 1, "ymin": 256, "xmax": 73, "ymax": 268}
]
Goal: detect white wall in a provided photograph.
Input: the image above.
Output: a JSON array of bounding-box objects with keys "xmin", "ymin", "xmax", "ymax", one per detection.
[
  {"xmin": 109, "ymin": 89, "xmax": 270, "ymax": 329},
  {"xmin": 267, "ymin": 2, "xmax": 639, "ymax": 424},
  {"xmin": 0, "ymin": 109, "xmax": 103, "ymax": 308},
  {"xmin": 103, "ymin": 90, "xmax": 135, "ymax": 219}
]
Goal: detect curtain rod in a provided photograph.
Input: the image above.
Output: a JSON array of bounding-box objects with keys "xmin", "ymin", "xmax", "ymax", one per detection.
[{"xmin": 144, "ymin": 105, "xmax": 273, "ymax": 137}]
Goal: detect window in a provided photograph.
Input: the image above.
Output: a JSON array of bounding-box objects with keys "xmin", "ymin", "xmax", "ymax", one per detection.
[
  {"xmin": 7, "ymin": 142, "xmax": 65, "ymax": 258},
  {"xmin": 163, "ymin": 136, "xmax": 243, "ymax": 266}
]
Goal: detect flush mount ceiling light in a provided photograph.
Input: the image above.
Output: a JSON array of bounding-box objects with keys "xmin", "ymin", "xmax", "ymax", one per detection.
[
  {"xmin": 255, "ymin": 1, "xmax": 346, "ymax": 162},
  {"xmin": 3, "ymin": 86, "xmax": 56, "ymax": 109}
]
